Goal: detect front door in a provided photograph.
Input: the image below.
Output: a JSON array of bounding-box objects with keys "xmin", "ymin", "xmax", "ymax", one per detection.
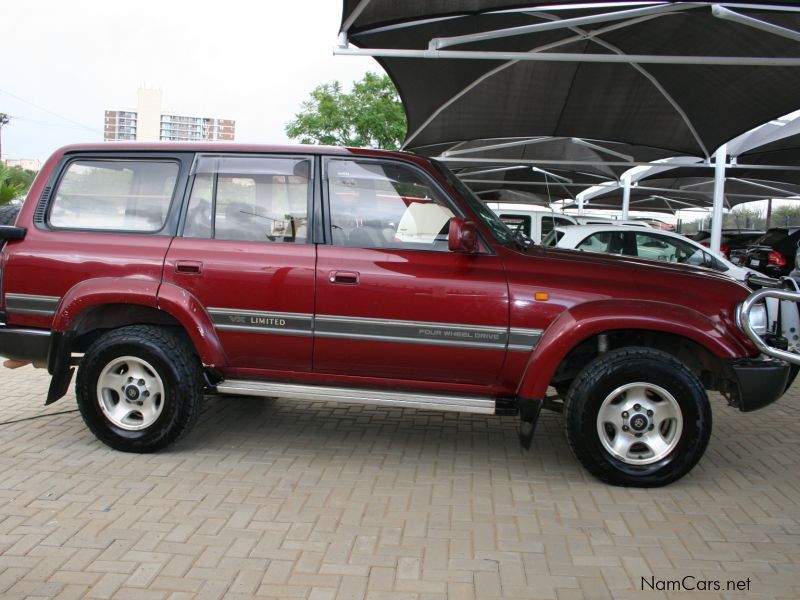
[
  {"xmin": 163, "ymin": 154, "xmax": 316, "ymax": 372},
  {"xmin": 314, "ymin": 157, "xmax": 508, "ymax": 386}
]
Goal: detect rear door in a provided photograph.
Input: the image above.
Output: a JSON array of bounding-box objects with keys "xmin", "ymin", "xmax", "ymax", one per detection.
[
  {"xmin": 2, "ymin": 153, "xmax": 190, "ymax": 330},
  {"xmin": 163, "ymin": 154, "xmax": 316, "ymax": 372},
  {"xmin": 314, "ymin": 156, "xmax": 508, "ymax": 386}
]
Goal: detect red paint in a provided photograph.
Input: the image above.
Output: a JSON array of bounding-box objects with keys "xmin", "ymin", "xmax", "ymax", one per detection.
[
  {"xmin": 156, "ymin": 282, "xmax": 227, "ymax": 367},
  {"xmin": 4, "ymin": 228, "xmax": 168, "ymax": 330},
  {"xmin": 52, "ymin": 278, "xmax": 159, "ymax": 331},
  {"xmin": 1, "ymin": 143, "xmax": 758, "ymax": 401},
  {"xmin": 163, "ymin": 238, "xmax": 316, "ymax": 371},
  {"xmin": 314, "ymin": 245, "xmax": 509, "ymax": 385}
]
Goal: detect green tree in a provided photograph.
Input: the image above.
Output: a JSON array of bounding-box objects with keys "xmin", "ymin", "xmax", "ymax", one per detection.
[
  {"xmin": 7, "ymin": 165, "xmax": 35, "ymax": 190},
  {"xmin": 769, "ymin": 204, "xmax": 800, "ymax": 227},
  {"xmin": 286, "ymin": 72, "xmax": 406, "ymax": 150},
  {"xmin": 0, "ymin": 164, "xmax": 32, "ymax": 204}
]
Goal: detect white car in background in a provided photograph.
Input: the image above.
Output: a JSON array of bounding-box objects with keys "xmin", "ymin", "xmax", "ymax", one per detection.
[
  {"xmin": 573, "ymin": 216, "xmax": 652, "ymax": 228},
  {"xmin": 491, "ymin": 208, "xmax": 577, "ymax": 244},
  {"xmin": 542, "ymin": 224, "xmax": 754, "ymax": 283},
  {"xmin": 545, "ymin": 224, "xmax": 800, "ymax": 356}
]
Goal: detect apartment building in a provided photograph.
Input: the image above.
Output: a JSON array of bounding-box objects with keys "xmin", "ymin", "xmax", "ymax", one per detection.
[
  {"xmin": 3, "ymin": 158, "xmax": 42, "ymax": 171},
  {"xmin": 103, "ymin": 110, "xmax": 137, "ymax": 141},
  {"xmin": 104, "ymin": 88, "xmax": 235, "ymax": 142},
  {"xmin": 160, "ymin": 115, "xmax": 236, "ymax": 142}
]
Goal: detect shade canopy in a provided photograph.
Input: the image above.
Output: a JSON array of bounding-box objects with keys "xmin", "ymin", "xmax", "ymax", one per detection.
[
  {"xmin": 428, "ymin": 136, "xmax": 679, "ymax": 176},
  {"xmin": 731, "ymin": 135, "xmax": 800, "ymax": 187},
  {"xmin": 625, "ymin": 156, "xmax": 800, "ymax": 194},
  {"xmin": 476, "ymin": 188, "xmax": 553, "ymax": 207},
  {"xmin": 430, "ymin": 136, "xmax": 679, "ymax": 203},
  {"xmin": 579, "ymin": 175, "xmax": 800, "ymax": 214},
  {"xmin": 458, "ymin": 165, "xmax": 605, "ymax": 204},
  {"xmin": 340, "ymin": 2, "xmax": 800, "ymax": 158}
]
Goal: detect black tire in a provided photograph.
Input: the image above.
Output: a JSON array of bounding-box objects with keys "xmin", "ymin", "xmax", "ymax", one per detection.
[
  {"xmin": 564, "ymin": 347, "xmax": 711, "ymax": 487},
  {"xmin": 0, "ymin": 203, "xmax": 20, "ymax": 226},
  {"xmin": 76, "ymin": 325, "xmax": 202, "ymax": 452}
]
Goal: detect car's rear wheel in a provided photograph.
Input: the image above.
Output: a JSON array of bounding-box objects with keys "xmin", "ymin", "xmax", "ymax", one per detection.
[
  {"xmin": 564, "ymin": 347, "xmax": 711, "ymax": 487},
  {"xmin": 0, "ymin": 203, "xmax": 20, "ymax": 226},
  {"xmin": 76, "ymin": 325, "xmax": 202, "ymax": 452}
]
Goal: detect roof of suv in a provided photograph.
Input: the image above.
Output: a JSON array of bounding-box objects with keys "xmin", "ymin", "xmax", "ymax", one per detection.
[{"xmin": 57, "ymin": 142, "xmax": 414, "ymax": 161}]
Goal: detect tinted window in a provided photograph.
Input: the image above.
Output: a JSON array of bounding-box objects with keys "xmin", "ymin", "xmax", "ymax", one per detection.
[
  {"xmin": 761, "ymin": 228, "xmax": 788, "ymax": 245},
  {"xmin": 50, "ymin": 160, "xmax": 178, "ymax": 231},
  {"xmin": 327, "ymin": 159, "xmax": 455, "ymax": 250},
  {"xmin": 734, "ymin": 232, "xmax": 764, "ymax": 245},
  {"xmin": 577, "ymin": 231, "xmax": 626, "ymax": 254},
  {"xmin": 542, "ymin": 229, "xmax": 564, "ymax": 247},
  {"xmin": 184, "ymin": 155, "xmax": 310, "ymax": 243},
  {"xmin": 634, "ymin": 233, "xmax": 718, "ymax": 269},
  {"xmin": 499, "ymin": 214, "xmax": 532, "ymax": 237},
  {"xmin": 707, "ymin": 254, "xmax": 729, "ymax": 272},
  {"xmin": 553, "ymin": 216, "xmax": 574, "ymax": 227},
  {"xmin": 541, "ymin": 215, "xmax": 558, "ymax": 237}
]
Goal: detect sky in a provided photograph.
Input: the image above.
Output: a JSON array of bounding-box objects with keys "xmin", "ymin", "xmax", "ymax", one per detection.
[
  {"xmin": 2, "ymin": 1, "xmax": 796, "ymax": 225},
  {"xmin": 0, "ymin": 0, "xmax": 378, "ymax": 162}
]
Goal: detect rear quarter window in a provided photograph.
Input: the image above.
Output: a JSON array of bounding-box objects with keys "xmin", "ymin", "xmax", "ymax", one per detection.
[{"xmin": 49, "ymin": 159, "xmax": 179, "ymax": 232}]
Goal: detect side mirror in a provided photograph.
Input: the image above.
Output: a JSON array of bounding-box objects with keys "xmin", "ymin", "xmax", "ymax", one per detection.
[{"xmin": 448, "ymin": 217, "xmax": 480, "ymax": 254}]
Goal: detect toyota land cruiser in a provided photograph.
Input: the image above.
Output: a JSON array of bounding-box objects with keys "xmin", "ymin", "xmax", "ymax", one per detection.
[{"xmin": 0, "ymin": 143, "xmax": 792, "ymax": 487}]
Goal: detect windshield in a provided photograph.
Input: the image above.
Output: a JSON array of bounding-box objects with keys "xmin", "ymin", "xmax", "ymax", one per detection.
[{"xmin": 430, "ymin": 159, "xmax": 515, "ymax": 245}]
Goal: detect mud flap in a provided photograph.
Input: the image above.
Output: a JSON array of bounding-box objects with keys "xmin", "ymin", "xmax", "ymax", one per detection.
[
  {"xmin": 518, "ymin": 397, "xmax": 543, "ymax": 450},
  {"xmin": 46, "ymin": 367, "xmax": 74, "ymax": 405},
  {"xmin": 45, "ymin": 332, "xmax": 74, "ymax": 405}
]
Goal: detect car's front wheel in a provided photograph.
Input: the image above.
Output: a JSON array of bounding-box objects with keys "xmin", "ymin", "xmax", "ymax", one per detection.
[
  {"xmin": 76, "ymin": 325, "xmax": 203, "ymax": 452},
  {"xmin": 564, "ymin": 347, "xmax": 711, "ymax": 487}
]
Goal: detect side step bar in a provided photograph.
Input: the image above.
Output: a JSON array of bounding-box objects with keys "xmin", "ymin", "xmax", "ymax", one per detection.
[{"xmin": 215, "ymin": 380, "xmax": 496, "ymax": 414}]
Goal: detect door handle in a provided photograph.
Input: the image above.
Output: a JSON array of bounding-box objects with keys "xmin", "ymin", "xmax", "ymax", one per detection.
[
  {"xmin": 329, "ymin": 270, "xmax": 359, "ymax": 285},
  {"xmin": 175, "ymin": 260, "xmax": 203, "ymax": 275}
]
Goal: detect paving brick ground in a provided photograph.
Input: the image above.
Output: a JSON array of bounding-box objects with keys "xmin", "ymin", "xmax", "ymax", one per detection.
[{"xmin": 0, "ymin": 365, "xmax": 798, "ymax": 599}]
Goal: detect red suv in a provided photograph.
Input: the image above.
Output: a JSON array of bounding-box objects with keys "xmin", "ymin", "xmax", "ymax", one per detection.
[{"xmin": 0, "ymin": 144, "xmax": 791, "ymax": 486}]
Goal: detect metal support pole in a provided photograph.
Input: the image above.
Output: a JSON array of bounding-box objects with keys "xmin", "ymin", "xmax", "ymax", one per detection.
[
  {"xmin": 0, "ymin": 113, "xmax": 8, "ymax": 162},
  {"xmin": 622, "ymin": 175, "xmax": 632, "ymax": 220},
  {"xmin": 577, "ymin": 194, "xmax": 585, "ymax": 216},
  {"xmin": 712, "ymin": 6, "xmax": 800, "ymax": 43},
  {"xmin": 710, "ymin": 144, "xmax": 727, "ymax": 254},
  {"xmin": 334, "ymin": 46, "xmax": 800, "ymax": 67},
  {"xmin": 438, "ymin": 156, "xmax": 800, "ymax": 171},
  {"xmin": 429, "ymin": 3, "xmax": 696, "ymax": 50},
  {"xmin": 766, "ymin": 197, "xmax": 773, "ymax": 229}
]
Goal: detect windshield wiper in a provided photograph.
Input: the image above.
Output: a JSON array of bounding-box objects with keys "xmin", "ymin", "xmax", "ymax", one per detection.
[{"xmin": 512, "ymin": 230, "xmax": 532, "ymax": 250}]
